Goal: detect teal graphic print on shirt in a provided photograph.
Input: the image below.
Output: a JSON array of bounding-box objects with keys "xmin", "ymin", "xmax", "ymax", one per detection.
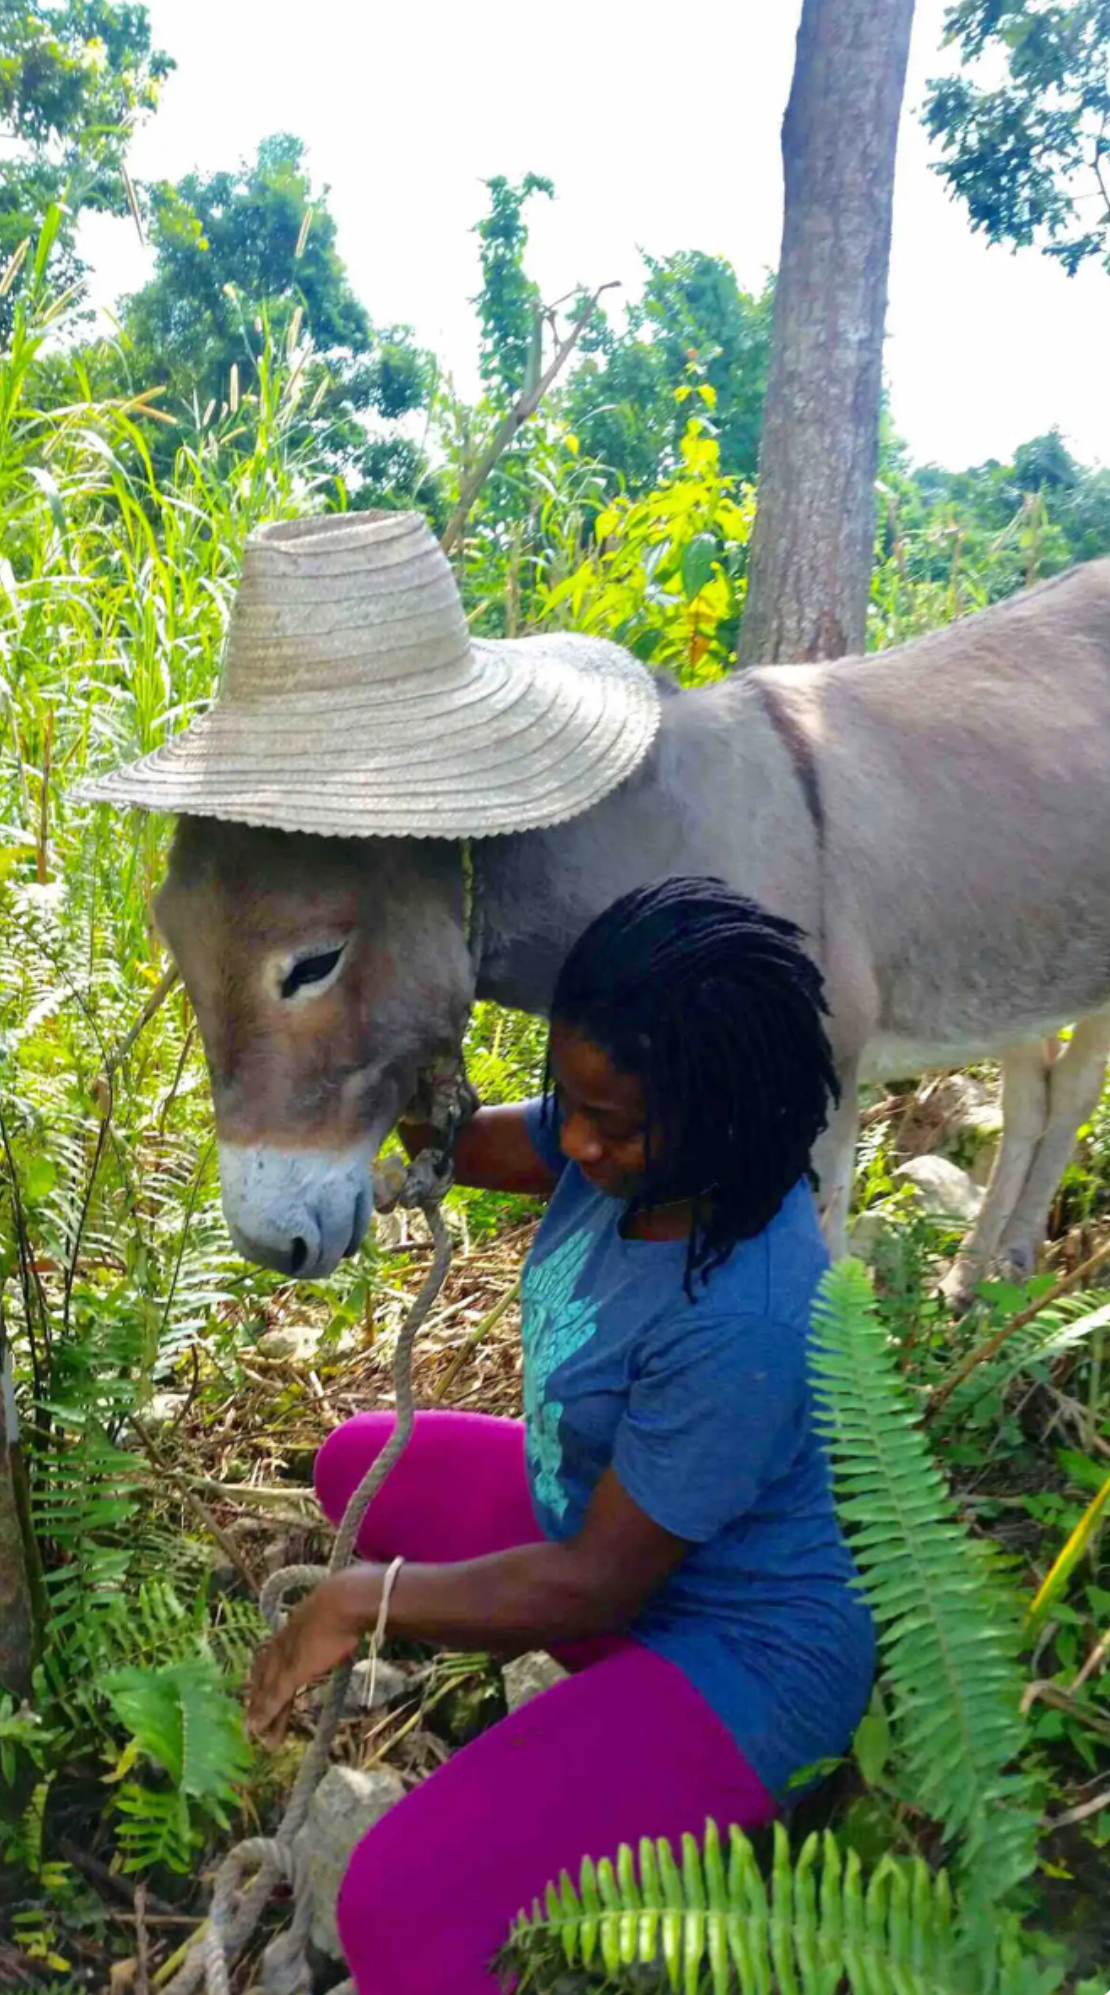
[{"xmin": 521, "ymin": 1227, "xmax": 598, "ymax": 1520}]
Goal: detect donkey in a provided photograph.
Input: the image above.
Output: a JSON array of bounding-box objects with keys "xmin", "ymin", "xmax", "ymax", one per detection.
[{"xmin": 152, "ymin": 558, "xmax": 1110, "ymax": 1301}]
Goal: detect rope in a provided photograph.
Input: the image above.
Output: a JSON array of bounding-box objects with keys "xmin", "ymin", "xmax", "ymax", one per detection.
[{"xmin": 165, "ymin": 1151, "xmax": 458, "ymax": 1995}]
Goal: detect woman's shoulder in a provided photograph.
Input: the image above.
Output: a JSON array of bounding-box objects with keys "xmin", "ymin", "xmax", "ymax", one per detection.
[{"xmin": 700, "ymin": 1178, "xmax": 828, "ymax": 1329}]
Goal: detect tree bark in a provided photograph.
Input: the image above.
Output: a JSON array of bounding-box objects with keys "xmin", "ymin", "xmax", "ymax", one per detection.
[
  {"xmin": 737, "ymin": 0, "xmax": 916, "ymax": 666},
  {"xmin": 0, "ymin": 1351, "xmax": 35, "ymax": 1697}
]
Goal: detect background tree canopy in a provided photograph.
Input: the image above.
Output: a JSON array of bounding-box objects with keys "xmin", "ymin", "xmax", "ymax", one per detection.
[
  {"xmin": 0, "ymin": 0, "xmax": 171, "ymax": 329},
  {"xmin": 93, "ymin": 133, "xmax": 435, "ymax": 494},
  {"xmin": 925, "ymin": 0, "xmax": 1110, "ymax": 274}
]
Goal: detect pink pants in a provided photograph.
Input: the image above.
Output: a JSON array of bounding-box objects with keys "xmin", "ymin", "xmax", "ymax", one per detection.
[{"xmin": 315, "ymin": 1409, "xmax": 777, "ymax": 1995}]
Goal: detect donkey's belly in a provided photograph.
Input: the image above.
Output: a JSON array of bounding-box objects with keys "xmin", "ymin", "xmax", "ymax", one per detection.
[
  {"xmin": 863, "ymin": 1026, "xmax": 1066, "ymax": 1082},
  {"xmin": 865, "ymin": 987, "xmax": 1110, "ymax": 1079}
]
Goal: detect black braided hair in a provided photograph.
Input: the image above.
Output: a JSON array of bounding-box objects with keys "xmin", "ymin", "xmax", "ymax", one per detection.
[{"xmin": 545, "ymin": 877, "xmax": 839, "ymax": 1296}]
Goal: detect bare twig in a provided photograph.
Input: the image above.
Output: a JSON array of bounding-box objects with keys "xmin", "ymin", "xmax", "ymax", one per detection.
[
  {"xmin": 858, "ymin": 1094, "xmax": 906, "ymax": 1130},
  {"xmin": 440, "ymin": 282, "xmax": 619, "ymax": 556},
  {"xmin": 1020, "ymin": 1678, "xmax": 1110, "ymax": 1743},
  {"xmin": 927, "ymin": 1229, "xmax": 1110, "ymax": 1419},
  {"xmin": 183, "ymin": 1476, "xmax": 318, "ymax": 1512},
  {"xmin": 60, "ymin": 1840, "xmax": 177, "ymax": 1917},
  {"xmin": 367, "ymin": 1666, "xmax": 482, "ymax": 1768},
  {"xmin": 103, "ymin": 963, "xmax": 181, "ymax": 1079},
  {"xmin": 433, "ymin": 1276, "xmax": 522, "ymax": 1402},
  {"xmin": 1070, "ymin": 1620, "xmax": 1110, "ymax": 1694},
  {"xmin": 1044, "ymin": 1785, "xmax": 1110, "ymax": 1832},
  {"xmin": 62, "ymin": 1081, "xmax": 112, "ymax": 1336},
  {"xmin": 131, "ymin": 1415, "xmax": 259, "ymax": 1596},
  {"xmin": 0, "ymin": 1098, "xmax": 51, "ymax": 1393},
  {"xmin": 1093, "ymin": 115, "xmax": 1110, "ymax": 224},
  {"xmin": 158, "ymin": 1023, "xmax": 198, "ymax": 1136},
  {"xmin": 135, "ymin": 1883, "xmax": 151, "ymax": 1995}
]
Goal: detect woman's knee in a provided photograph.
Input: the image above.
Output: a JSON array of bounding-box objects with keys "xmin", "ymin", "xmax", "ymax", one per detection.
[
  {"xmin": 314, "ymin": 1412, "xmax": 395, "ymax": 1523},
  {"xmin": 336, "ymin": 1803, "xmax": 479, "ymax": 1995}
]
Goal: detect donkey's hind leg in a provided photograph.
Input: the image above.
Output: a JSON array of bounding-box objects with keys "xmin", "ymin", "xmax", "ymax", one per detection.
[
  {"xmin": 940, "ymin": 1040, "xmax": 1051, "ymax": 1308},
  {"xmin": 998, "ymin": 1011, "xmax": 1110, "ymax": 1281}
]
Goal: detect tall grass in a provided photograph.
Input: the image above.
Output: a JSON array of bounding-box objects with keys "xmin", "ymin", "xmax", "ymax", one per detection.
[{"xmin": 0, "ymin": 220, "xmax": 346, "ymax": 1862}]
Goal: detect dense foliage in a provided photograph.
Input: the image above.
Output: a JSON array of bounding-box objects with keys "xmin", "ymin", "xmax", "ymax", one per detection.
[
  {"xmin": 926, "ymin": 1, "xmax": 1110, "ymax": 275},
  {"xmin": 0, "ymin": 0, "xmax": 171, "ymax": 334}
]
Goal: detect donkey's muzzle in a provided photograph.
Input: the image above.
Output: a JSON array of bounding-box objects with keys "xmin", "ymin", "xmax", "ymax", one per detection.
[{"xmin": 218, "ymin": 1141, "xmax": 374, "ymax": 1278}]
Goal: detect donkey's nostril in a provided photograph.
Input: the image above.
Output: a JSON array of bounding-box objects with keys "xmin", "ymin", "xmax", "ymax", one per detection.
[{"xmin": 289, "ymin": 1235, "xmax": 309, "ymax": 1277}]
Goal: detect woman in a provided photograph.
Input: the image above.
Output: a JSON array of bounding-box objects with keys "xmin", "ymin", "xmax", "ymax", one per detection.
[{"xmin": 248, "ymin": 878, "xmax": 875, "ymax": 1994}]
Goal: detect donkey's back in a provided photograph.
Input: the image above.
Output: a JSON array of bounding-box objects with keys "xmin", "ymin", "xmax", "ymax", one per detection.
[{"xmin": 767, "ymin": 560, "xmax": 1110, "ymax": 1059}]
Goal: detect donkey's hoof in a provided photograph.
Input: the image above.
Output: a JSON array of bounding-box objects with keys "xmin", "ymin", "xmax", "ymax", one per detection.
[
  {"xmin": 998, "ymin": 1238, "xmax": 1037, "ymax": 1284},
  {"xmin": 938, "ymin": 1258, "xmax": 981, "ymax": 1316}
]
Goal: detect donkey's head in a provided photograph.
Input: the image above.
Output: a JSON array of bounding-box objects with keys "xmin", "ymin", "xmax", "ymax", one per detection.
[{"xmin": 155, "ymin": 817, "xmax": 475, "ymax": 1277}]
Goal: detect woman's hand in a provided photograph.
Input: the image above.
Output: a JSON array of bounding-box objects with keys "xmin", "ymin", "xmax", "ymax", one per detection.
[{"xmin": 247, "ymin": 1569, "xmax": 377, "ymax": 1747}]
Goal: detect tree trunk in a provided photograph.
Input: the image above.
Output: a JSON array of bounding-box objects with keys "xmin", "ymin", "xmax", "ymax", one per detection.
[
  {"xmin": 737, "ymin": 0, "xmax": 916, "ymax": 667},
  {"xmin": 0, "ymin": 1351, "xmax": 35, "ymax": 1697}
]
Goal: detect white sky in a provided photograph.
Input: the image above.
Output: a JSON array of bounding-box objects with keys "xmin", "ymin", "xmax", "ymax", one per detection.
[{"xmin": 77, "ymin": 0, "xmax": 1110, "ymax": 471}]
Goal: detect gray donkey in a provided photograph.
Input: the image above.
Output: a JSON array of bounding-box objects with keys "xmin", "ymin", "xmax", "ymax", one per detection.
[{"xmin": 151, "ymin": 558, "xmax": 1110, "ymax": 1300}]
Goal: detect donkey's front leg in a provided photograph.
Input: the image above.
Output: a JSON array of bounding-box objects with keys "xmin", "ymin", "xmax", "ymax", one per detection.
[{"xmin": 813, "ymin": 1058, "xmax": 860, "ymax": 1261}]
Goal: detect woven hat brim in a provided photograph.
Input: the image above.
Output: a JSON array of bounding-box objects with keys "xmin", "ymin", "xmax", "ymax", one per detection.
[{"xmin": 78, "ymin": 634, "xmax": 661, "ymax": 839}]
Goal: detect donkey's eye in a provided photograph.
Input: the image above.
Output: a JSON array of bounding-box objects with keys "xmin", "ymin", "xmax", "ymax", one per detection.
[{"xmin": 280, "ymin": 945, "xmax": 346, "ymax": 1002}]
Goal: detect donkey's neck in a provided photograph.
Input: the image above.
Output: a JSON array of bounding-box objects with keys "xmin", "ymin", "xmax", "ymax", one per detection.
[
  {"xmin": 474, "ymin": 792, "xmax": 672, "ymax": 1014},
  {"xmin": 472, "ymin": 675, "xmax": 795, "ymax": 1015}
]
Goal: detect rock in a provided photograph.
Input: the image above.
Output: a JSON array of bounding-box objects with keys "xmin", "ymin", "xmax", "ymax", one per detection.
[
  {"xmin": 897, "ymin": 1073, "xmax": 1002, "ymax": 1178},
  {"xmin": 340, "ymin": 1657, "xmax": 413, "ymax": 1716},
  {"xmin": 935, "ymin": 1076, "xmax": 1003, "ymax": 1178},
  {"xmin": 292, "ymin": 1764, "xmax": 405, "ymax": 1958},
  {"xmin": 373, "ymin": 1207, "xmax": 405, "ymax": 1251},
  {"xmin": 894, "ymin": 1155, "xmax": 984, "ymax": 1225},
  {"xmin": 144, "ymin": 1390, "xmax": 188, "ymax": 1427},
  {"xmin": 502, "ymin": 1651, "xmax": 568, "ymax": 1712},
  {"xmin": 848, "ymin": 1208, "xmax": 895, "ymax": 1264},
  {"xmin": 255, "ymin": 1322, "xmax": 319, "ymax": 1363}
]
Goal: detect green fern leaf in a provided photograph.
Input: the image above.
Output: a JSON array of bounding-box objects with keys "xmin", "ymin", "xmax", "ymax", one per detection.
[
  {"xmin": 104, "ymin": 1653, "xmax": 251, "ymax": 1805},
  {"xmin": 809, "ymin": 1261, "xmax": 1042, "ymax": 1913},
  {"xmin": 500, "ymin": 1820, "xmax": 1030, "ymax": 1995},
  {"xmin": 935, "ymin": 1289, "xmax": 1110, "ymax": 1428}
]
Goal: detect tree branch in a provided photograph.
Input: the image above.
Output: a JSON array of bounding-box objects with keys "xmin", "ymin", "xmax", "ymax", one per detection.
[
  {"xmin": 440, "ymin": 282, "xmax": 619, "ymax": 558},
  {"xmin": 103, "ymin": 962, "xmax": 180, "ymax": 1079},
  {"xmin": 927, "ymin": 1229, "xmax": 1110, "ymax": 1419}
]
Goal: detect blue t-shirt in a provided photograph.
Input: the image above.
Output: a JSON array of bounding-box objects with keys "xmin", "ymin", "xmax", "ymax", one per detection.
[{"xmin": 521, "ymin": 1099, "xmax": 875, "ymax": 1798}]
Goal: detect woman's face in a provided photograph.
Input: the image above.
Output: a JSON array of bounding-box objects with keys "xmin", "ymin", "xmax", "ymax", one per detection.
[{"xmin": 549, "ymin": 1022, "xmax": 649, "ymax": 1201}]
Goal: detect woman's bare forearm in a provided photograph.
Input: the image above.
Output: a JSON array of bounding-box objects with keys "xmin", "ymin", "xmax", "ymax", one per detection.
[
  {"xmin": 329, "ymin": 1541, "xmax": 624, "ymax": 1653},
  {"xmin": 399, "ymin": 1103, "xmax": 558, "ymax": 1196}
]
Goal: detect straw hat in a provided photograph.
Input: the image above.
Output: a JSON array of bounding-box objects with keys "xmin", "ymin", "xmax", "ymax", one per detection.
[{"xmin": 80, "ymin": 511, "xmax": 661, "ymax": 839}]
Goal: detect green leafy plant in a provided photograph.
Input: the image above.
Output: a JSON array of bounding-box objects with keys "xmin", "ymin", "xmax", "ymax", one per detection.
[
  {"xmin": 537, "ymin": 401, "xmax": 753, "ymax": 682},
  {"xmin": 103, "ymin": 1653, "xmax": 253, "ymax": 1872},
  {"xmin": 502, "ymin": 1819, "xmax": 1062, "ymax": 1995},
  {"xmin": 810, "ymin": 1261, "xmax": 1042, "ymax": 1916}
]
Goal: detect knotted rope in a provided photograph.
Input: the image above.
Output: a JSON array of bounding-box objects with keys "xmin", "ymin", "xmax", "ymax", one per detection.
[{"xmin": 165, "ymin": 1133, "xmax": 464, "ymax": 1995}]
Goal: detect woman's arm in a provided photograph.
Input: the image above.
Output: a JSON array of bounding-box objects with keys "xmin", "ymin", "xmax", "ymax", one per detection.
[
  {"xmin": 247, "ymin": 1470, "xmax": 686, "ymax": 1744},
  {"xmin": 400, "ymin": 1101, "xmax": 559, "ymax": 1198}
]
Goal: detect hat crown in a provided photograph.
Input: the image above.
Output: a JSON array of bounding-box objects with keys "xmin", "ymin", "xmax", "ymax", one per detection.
[
  {"xmin": 78, "ymin": 508, "xmax": 662, "ymax": 839},
  {"xmin": 224, "ymin": 510, "xmax": 471, "ymax": 702}
]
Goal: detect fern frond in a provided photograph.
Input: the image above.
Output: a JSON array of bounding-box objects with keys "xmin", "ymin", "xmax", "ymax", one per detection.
[
  {"xmin": 112, "ymin": 1781, "xmax": 195, "ymax": 1873},
  {"xmin": 104, "ymin": 1653, "xmax": 252, "ymax": 1798},
  {"xmin": 934, "ymin": 1289, "xmax": 1110, "ymax": 1428},
  {"xmin": 103, "ymin": 1654, "xmax": 253, "ymax": 1871},
  {"xmin": 809, "ymin": 1261, "xmax": 1042, "ymax": 1909},
  {"xmin": 503, "ymin": 1820, "xmax": 1041, "ymax": 1995}
]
